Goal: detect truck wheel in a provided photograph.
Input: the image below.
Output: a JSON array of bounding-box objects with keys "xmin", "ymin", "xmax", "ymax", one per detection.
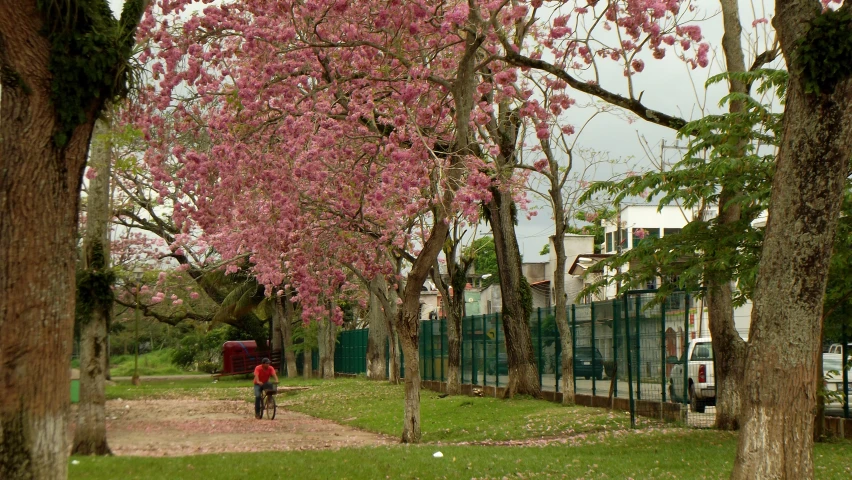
[{"xmin": 689, "ymin": 385, "xmax": 705, "ymax": 413}]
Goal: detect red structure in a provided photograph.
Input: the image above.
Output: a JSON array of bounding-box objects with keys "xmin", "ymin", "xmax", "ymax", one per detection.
[{"xmin": 219, "ymin": 341, "xmax": 268, "ymax": 376}]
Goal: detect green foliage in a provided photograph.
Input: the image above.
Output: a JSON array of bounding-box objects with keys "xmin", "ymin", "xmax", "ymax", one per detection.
[
  {"xmin": 37, "ymin": 0, "xmax": 144, "ymax": 146},
  {"xmin": 539, "ymin": 243, "xmax": 550, "ymax": 255},
  {"xmin": 171, "ymin": 326, "xmax": 240, "ymax": 372},
  {"xmin": 519, "ymin": 275, "xmax": 533, "ymax": 321},
  {"xmin": 75, "ymin": 240, "xmax": 115, "ymax": 326},
  {"xmin": 824, "ymin": 185, "xmax": 852, "ymax": 342},
  {"xmin": 578, "ymin": 69, "xmax": 785, "ymax": 304},
  {"xmin": 108, "ymin": 349, "xmax": 189, "ymax": 377},
  {"xmin": 292, "ymin": 321, "xmax": 320, "ymax": 354},
  {"xmin": 796, "ymin": 7, "xmax": 852, "ymax": 95},
  {"xmin": 465, "ymin": 236, "xmax": 498, "ymax": 286},
  {"xmin": 571, "ymin": 207, "xmax": 617, "ymax": 254}
]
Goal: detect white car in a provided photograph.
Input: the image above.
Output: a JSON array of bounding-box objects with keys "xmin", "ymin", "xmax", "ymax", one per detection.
[
  {"xmin": 669, "ymin": 338, "xmax": 715, "ymax": 413},
  {"xmin": 823, "ymin": 353, "xmax": 850, "ymax": 417}
]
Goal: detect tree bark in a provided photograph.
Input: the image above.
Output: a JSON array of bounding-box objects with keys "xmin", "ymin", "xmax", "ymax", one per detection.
[
  {"xmin": 317, "ymin": 318, "xmax": 336, "ymax": 379},
  {"xmin": 0, "ymin": 3, "xmax": 101, "ymax": 477},
  {"xmin": 397, "ymin": 308, "xmax": 422, "ymax": 443},
  {"xmin": 551, "ymin": 232, "xmax": 575, "ymax": 404},
  {"xmin": 280, "ymin": 293, "xmax": 299, "ymax": 378},
  {"xmin": 302, "ymin": 348, "xmax": 312, "ymax": 379},
  {"xmin": 487, "ymin": 188, "xmax": 541, "ymax": 398},
  {"xmin": 366, "ymin": 278, "xmax": 389, "ymax": 380},
  {"xmin": 707, "ymin": 280, "xmax": 745, "ymax": 431},
  {"xmin": 731, "ymin": 2, "xmax": 852, "ymax": 475},
  {"xmin": 72, "ymin": 119, "xmax": 113, "ymax": 456}
]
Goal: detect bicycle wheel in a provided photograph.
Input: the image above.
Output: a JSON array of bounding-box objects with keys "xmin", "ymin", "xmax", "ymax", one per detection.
[{"xmin": 264, "ymin": 394, "xmax": 277, "ymax": 420}]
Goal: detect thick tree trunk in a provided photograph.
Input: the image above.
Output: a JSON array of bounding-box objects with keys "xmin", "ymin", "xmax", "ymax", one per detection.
[
  {"xmin": 280, "ymin": 294, "xmax": 299, "ymax": 378},
  {"xmin": 397, "ymin": 307, "xmax": 422, "ymax": 443},
  {"xmin": 706, "ymin": 280, "xmax": 745, "ymax": 431},
  {"xmin": 302, "ymin": 349, "xmax": 312, "ymax": 379},
  {"xmin": 317, "ymin": 318, "xmax": 336, "ymax": 379},
  {"xmin": 0, "ymin": 3, "xmax": 102, "ymax": 477},
  {"xmin": 487, "ymin": 189, "xmax": 541, "ymax": 398},
  {"xmin": 72, "ymin": 119, "xmax": 112, "ymax": 456},
  {"xmin": 444, "ymin": 290, "xmax": 463, "ymax": 395},
  {"xmin": 731, "ymin": 4, "xmax": 852, "ymax": 474},
  {"xmin": 366, "ymin": 279, "xmax": 389, "ymax": 380}
]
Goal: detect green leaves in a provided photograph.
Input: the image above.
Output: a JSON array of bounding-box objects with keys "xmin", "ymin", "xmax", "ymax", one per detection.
[
  {"xmin": 579, "ymin": 69, "xmax": 785, "ymax": 304},
  {"xmin": 796, "ymin": 7, "xmax": 852, "ymax": 95}
]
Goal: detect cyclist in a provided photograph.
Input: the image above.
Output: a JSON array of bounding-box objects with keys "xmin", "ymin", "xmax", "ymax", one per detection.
[{"xmin": 253, "ymin": 358, "xmax": 279, "ymax": 419}]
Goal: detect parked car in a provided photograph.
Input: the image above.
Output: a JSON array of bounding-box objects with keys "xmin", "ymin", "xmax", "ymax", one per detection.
[
  {"xmin": 669, "ymin": 338, "xmax": 715, "ymax": 413},
  {"xmin": 485, "ymin": 347, "xmax": 604, "ymax": 379},
  {"xmin": 827, "ymin": 343, "xmax": 852, "ymax": 355},
  {"xmin": 485, "ymin": 352, "xmax": 508, "ymax": 375},
  {"xmin": 823, "ymin": 353, "xmax": 851, "ymax": 417},
  {"xmin": 573, "ymin": 346, "xmax": 604, "ymax": 380}
]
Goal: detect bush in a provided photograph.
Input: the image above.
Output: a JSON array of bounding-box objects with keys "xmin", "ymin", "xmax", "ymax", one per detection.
[{"xmin": 171, "ymin": 326, "xmax": 238, "ymax": 371}]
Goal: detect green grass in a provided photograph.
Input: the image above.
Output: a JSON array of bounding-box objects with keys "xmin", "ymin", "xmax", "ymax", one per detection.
[
  {"xmin": 69, "ymin": 431, "xmax": 852, "ymax": 479},
  {"xmin": 83, "ymin": 376, "xmax": 852, "ymax": 479},
  {"xmin": 105, "ymin": 374, "xmax": 323, "ymax": 401},
  {"xmin": 107, "ymin": 349, "xmax": 195, "ymax": 377},
  {"xmin": 279, "ymin": 378, "xmax": 654, "ymax": 443}
]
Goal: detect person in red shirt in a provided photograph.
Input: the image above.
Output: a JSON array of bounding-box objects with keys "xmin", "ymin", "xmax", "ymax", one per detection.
[{"xmin": 253, "ymin": 358, "xmax": 279, "ymax": 418}]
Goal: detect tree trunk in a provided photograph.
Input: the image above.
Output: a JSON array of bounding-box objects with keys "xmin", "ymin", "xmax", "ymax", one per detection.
[
  {"xmin": 397, "ymin": 306, "xmax": 422, "ymax": 443},
  {"xmin": 280, "ymin": 294, "xmax": 299, "ymax": 378},
  {"xmin": 366, "ymin": 279, "xmax": 389, "ymax": 380},
  {"xmin": 0, "ymin": 3, "xmax": 102, "ymax": 477},
  {"xmin": 72, "ymin": 119, "xmax": 112, "ymax": 456},
  {"xmin": 551, "ymin": 233, "xmax": 575, "ymax": 404},
  {"xmin": 487, "ymin": 188, "xmax": 541, "ymax": 398},
  {"xmin": 302, "ymin": 348, "xmax": 312, "ymax": 379},
  {"xmin": 731, "ymin": 4, "xmax": 852, "ymax": 474},
  {"xmin": 386, "ymin": 284, "xmax": 402, "ymax": 385},
  {"xmin": 445, "ymin": 287, "xmax": 464, "ymax": 395},
  {"xmin": 704, "ymin": 0, "xmax": 752, "ymax": 431},
  {"xmin": 317, "ymin": 318, "xmax": 336, "ymax": 379},
  {"xmin": 706, "ymin": 280, "xmax": 745, "ymax": 431}
]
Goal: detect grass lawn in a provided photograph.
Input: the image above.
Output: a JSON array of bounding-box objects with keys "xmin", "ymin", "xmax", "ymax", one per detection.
[
  {"xmin": 79, "ymin": 376, "xmax": 852, "ymax": 479},
  {"xmin": 68, "ymin": 431, "xmax": 852, "ymax": 479},
  {"xmin": 107, "ymin": 349, "xmax": 198, "ymax": 377}
]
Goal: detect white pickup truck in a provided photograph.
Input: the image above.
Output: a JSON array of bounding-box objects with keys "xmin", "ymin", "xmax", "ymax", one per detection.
[{"xmin": 669, "ymin": 338, "xmax": 715, "ymax": 413}]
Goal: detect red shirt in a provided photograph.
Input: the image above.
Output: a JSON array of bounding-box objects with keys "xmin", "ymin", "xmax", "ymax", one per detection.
[{"xmin": 253, "ymin": 364, "xmax": 276, "ymax": 384}]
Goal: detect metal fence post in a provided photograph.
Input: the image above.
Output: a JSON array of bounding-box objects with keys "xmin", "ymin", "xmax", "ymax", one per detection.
[
  {"xmin": 483, "ymin": 314, "xmax": 488, "ymax": 387},
  {"xmin": 537, "ymin": 307, "xmax": 543, "ymax": 389},
  {"xmin": 634, "ymin": 295, "xmax": 642, "ymax": 401},
  {"xmin": 472, "ymin": 315, "xmax": 478, "ymax": 386},
  {"xmin": 461, "ymin": 316, "xmax": 466, "ymax": 384},
  {"xmin": 441, "ymin": 317, "xmax": 445, "ymax": 383},
  {"xmin": 612, "ymin": 299, "xmax": 618, "ymax": 398},
  {"xmin": 591, "ymin": 301, "xmax": 597, "ymax": 397},
  {"xmin": 570, "ymin": 304, "xmax": 575, "ymax": 395},
  {"xmin": 624, "ymin": 293, "xmax": 635, "ymax": 427},
  {"xmin": 843, "ymin": 321, "xmax": 849, "ymax": 419},
  {"xmin": 495, "ymin": 312, "xmax": 501, "ymax": 388},
  {"xmin": 661, "ymin": 304, "xmax": 667, "ymax": 403},
  {"xmin": 683, "ymin": 293, "xmax": 690, "ymax": 406}
]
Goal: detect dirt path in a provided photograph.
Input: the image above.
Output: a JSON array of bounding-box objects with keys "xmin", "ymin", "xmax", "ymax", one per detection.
[{"xmin": 102, "ymin": 399, "xmax": 394, "ymax": 456}]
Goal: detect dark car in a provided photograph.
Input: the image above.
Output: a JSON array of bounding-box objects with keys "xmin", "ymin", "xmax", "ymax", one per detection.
[
  {"xmin": 573, "ymin": 346, "xmax": 604, "ymax": 380},
  {"xmin": 486, "ymin": 352, "xmax": 508, "ymax": 375}
]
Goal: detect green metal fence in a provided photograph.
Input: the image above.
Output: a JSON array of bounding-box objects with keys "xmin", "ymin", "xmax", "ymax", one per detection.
[{"xmin": 331, "ymin": 291, "xmax": 851, "ymax": 426}]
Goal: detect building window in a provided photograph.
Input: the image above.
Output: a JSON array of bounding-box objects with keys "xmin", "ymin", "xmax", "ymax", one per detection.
[
  {"xmin": 606, "ymin": 232, "xmax": 613, "ymax": 252},
  {"xmin": 645, "ymin": 278, "xmax": 658, "ymax": 290},
  {"xmin": 663, "ymin": 228, "xmax": 681, "ymax": 237}
]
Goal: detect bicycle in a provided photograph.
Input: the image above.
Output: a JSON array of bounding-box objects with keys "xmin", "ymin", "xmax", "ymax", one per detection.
[{"xmin": 258, "ymin": 383, "xmax": 277, "ymax": 420}]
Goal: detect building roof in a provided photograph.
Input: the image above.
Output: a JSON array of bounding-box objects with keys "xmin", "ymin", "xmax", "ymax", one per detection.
[{"xmin": 568, "ymin": 253, "xmax": 614, "ymax": 276}]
